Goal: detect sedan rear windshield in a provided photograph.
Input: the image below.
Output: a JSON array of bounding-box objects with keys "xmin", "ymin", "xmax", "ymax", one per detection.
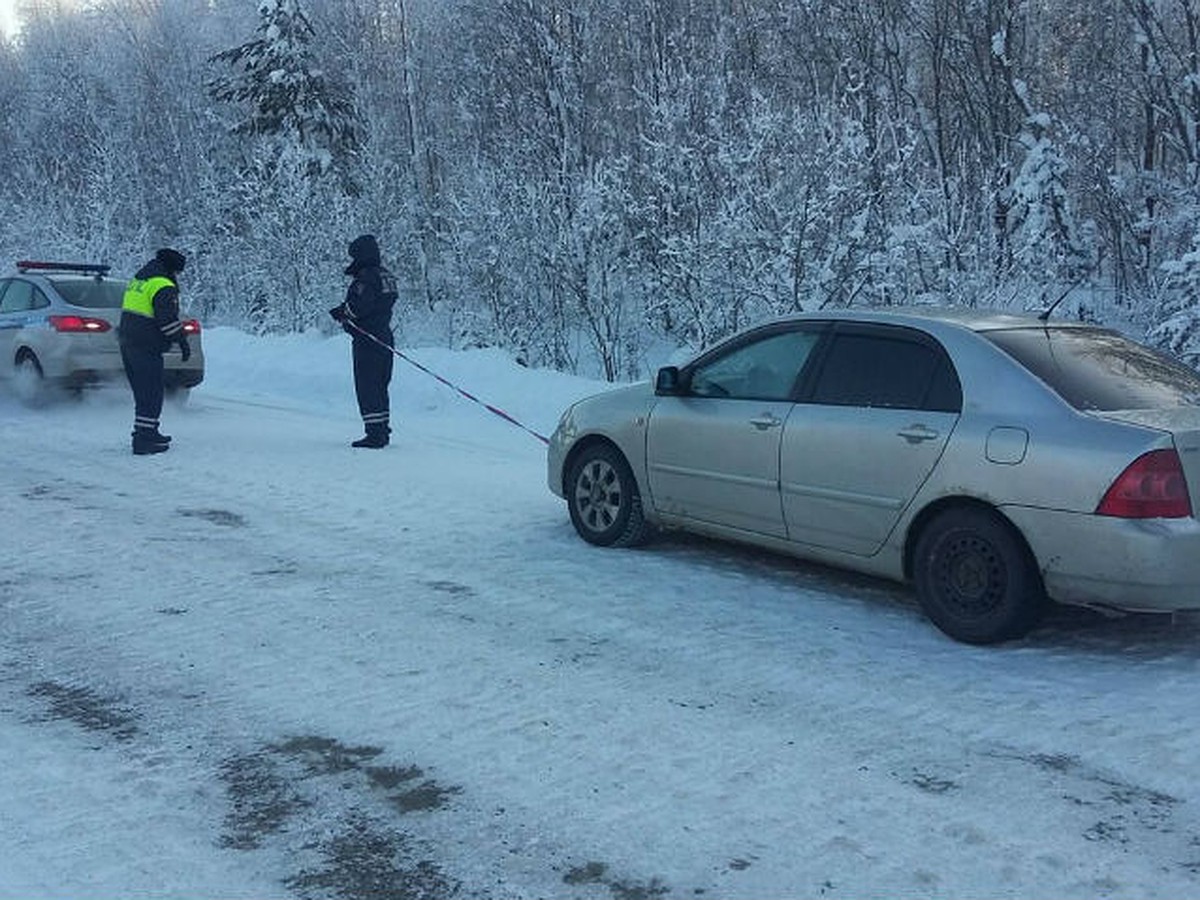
[
  {"xmin": 986, "ymin": 327, "xmax": 1200, "ymax": 411},
  {"xmin": 52, "ymin": 278, "xmax": 124, "ymax": 309}
]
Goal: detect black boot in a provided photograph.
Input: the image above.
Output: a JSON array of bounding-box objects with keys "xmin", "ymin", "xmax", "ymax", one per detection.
[
  {"xmin": 133, "ymin": 437, "xmax": 170, "ymax": 455},
  {"xmin": 352, "ymin": 424, "xmax": 389, "ymax": 448},
  {"xmin": 132, "ymin": 429, "xmax": 170, "ymax": 455}
]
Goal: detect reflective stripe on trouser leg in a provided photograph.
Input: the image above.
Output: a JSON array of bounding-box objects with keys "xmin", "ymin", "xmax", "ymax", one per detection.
[
  {"xmin": 352, "ymin": 336, "xmax": 393, "ymax": 432},
  {"xmin": 362, "ymin": 411, "xmax": 389, "ymax": 433},
  {"xmin": 121, "ymin": 344, "xmax": 165, "ymax": 434}
]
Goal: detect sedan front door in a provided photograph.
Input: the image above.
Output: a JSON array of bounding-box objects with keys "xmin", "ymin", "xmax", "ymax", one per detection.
[{"xmin": 646, "ymin": 326, "xmax": 823, "ymax": 537}]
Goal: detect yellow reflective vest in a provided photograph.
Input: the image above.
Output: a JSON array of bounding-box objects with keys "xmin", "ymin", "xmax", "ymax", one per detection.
[{"xmin": 122, "ymin": 276, "xmax": 175, "ymax": 317}]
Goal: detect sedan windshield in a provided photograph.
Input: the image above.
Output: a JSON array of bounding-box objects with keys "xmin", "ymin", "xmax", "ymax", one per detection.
[
  {"xmin": 52, "ymin": 278, "xmax": 125, "ymax": 309},
  {"xmin": 986, "ymin": 327, "xmax": 1200, "ymax": 411}
]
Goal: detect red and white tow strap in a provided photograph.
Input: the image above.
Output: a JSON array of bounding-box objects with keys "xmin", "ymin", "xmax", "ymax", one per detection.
[{"xmin": 345, "ymin": 322, "xmax": 551, "ymax": 445}]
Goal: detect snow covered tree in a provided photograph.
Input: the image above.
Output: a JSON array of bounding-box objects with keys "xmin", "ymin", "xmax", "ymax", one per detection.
[
  {"xmin": 1151, "ymin": 212, "xmax": 1200, "ymax": 365},
  {"xmin": 208, "ymin": 0, "xmax": 360, "ymax": 174},
  {"xmin": 1004, "ymin": 111, "xmax": 1091, "ymax": 285}
]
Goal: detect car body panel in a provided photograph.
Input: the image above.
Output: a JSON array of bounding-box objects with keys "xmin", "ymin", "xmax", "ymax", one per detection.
[
  {"xmin": 1001, "ymin": 505, "xmax": 1200, "ymax": 611},
  {"xmin": 548, "ymin": 382, "xmax": 655, "ymax": 498},
  {"xmin": 645, "ymin": 396, "xmax": 793, "ymax": 537},
  {"xmin": 0, "ymin": 270, "xmax": 205, "ymax": 394},
  {"xmin": 780, "ymin": 404, "xmax": 957, "ymax": 554},
  {"xmin": 549, "ymin": 307, "xmax": 1200, "ymax": 617}
]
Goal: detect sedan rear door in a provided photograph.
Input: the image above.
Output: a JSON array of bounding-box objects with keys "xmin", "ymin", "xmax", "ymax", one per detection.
[
  {"xmin": 781, "ymin": 323, "xmax": 962, "ymax": 555},
  {"xmin": 646, "ymin": 325, "xmax": 824, "ymax": 537}
]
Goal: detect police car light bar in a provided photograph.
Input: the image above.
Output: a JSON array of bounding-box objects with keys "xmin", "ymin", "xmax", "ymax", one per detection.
[{"xmin": 16, "ymin": 260, "xmax": 112, "ymax": 275}]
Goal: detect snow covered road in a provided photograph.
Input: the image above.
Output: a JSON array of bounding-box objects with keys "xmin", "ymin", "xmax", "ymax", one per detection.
[{"xmin": 3, "ymin": 333, "xmax": 1200, "ymax": 899}]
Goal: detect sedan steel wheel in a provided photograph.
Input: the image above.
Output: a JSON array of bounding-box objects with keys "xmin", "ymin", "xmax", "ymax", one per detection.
[
  {"xmin": 913, "ymin": 506, "xmax": 1045, "ymax": 644},
  {"xmin": 931, "ymin": 532, "xmax": 1007, "ymax": 617}
]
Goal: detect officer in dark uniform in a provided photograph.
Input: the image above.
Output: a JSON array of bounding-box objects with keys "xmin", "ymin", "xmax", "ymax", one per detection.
[
  {"xmin": 329, "ymin": 234, "xmax": 398, "ymax": 448},
  {"xmin": 119, "ymin": 247, "xmax": 191, "ymax": 455}
]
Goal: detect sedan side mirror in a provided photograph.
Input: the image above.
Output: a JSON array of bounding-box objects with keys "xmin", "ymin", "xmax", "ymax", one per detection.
[{"xmin": 655, "ymin": 366, "xmax": 682, "ymax": 395}]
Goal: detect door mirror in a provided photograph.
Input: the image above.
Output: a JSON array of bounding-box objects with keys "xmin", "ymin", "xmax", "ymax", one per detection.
[{"xmin": 655, "ymin": 366, "xmax": 682, "ymax": 395}]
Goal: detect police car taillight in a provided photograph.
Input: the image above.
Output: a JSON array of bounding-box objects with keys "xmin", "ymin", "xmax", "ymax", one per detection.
[
  {"xmin": 49, "ymin": 315, "xmax": 111, "ymax": 333},
  {"xmin": 182, "ymin": 319, "xmax": 201, "ymax": 334}
]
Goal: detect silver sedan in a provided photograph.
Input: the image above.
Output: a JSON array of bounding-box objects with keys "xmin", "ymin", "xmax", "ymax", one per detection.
[{"xmin": 548, "ymin": 307, "xmax": 1200, "ymax": 644}]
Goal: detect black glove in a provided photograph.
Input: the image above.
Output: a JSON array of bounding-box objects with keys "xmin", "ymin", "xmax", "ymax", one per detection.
[
  {"xmin": 179, "ymin": 335, "xmax": 191, "ymax": 362},
  {"xmin": 329, "ymin": 305, "xmax": 347, "ymax": 323},
  {"xmin": 341, "ymin": 321, "xmax": 355, "ymax": 335}
]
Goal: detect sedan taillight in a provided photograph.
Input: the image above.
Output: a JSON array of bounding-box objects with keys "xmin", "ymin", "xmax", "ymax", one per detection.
[
  {"xmin": 1096, "ymin": 449, "xmax": 1193, "ymax": 518},
  {"xmin": 182, "ymin": 319, "xmax": 201, "ymax": 334},
  {"xmin": 48, "ymin": 314, "xmax": 111, "ymax": 333}
]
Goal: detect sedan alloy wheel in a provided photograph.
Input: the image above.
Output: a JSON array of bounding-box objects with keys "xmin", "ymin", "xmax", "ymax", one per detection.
[{"xmin": 567, "ymin": 444, "xmax": 649, "ymax": 547}]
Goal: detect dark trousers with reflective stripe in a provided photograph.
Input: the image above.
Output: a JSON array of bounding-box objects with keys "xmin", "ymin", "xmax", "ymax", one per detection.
[
  {"xmin": 352, "ymin": 335, "xmax": 393, "ymax": 432},
  {"xmin": 120, "ymin": 344, "xmax": 164, "ymax": 434}
]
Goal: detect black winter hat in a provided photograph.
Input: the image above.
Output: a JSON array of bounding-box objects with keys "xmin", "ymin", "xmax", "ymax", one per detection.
[
  {"xmin": 345, "ymin": 234, "xmax": 380, "ymax": 274},
  {"xmin": 155, "ymin": 247, "xmax": 187, "ymax": 273}
]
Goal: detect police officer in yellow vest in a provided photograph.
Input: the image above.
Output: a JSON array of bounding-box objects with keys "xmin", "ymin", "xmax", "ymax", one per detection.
[{"xmin": 119, "ymin": 248, "xmax": 191, "ymax": 455}]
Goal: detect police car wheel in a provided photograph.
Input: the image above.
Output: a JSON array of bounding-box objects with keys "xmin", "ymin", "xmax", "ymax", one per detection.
[{"xmin": 13, "ymin": 353, "xmax": 47, "ymax": 407}]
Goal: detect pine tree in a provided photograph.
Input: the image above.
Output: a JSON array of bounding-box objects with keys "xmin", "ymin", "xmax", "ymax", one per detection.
[
  {"xmin": 1004, "ymin": 110, "xmax": 1091, "ymax": 285},
  {"xmin": 208, "ymin": 0, "xmax": 359, "ymax": 173}
]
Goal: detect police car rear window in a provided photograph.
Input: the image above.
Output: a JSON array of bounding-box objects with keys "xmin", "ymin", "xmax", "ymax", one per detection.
[{"xmin": 53, "ymin": 279, "xmax": 124, "ymax": 309}]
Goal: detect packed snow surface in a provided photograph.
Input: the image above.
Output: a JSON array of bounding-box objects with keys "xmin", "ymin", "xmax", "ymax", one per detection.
[{"xmin": 2, "ymin": 327, "xmax": 1199, "ymax": 899}]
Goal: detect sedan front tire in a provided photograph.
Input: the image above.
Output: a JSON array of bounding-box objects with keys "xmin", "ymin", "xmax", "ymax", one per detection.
[{"xmin": 566, "ymin": 444, "xmax": 650, "ymax": 548}]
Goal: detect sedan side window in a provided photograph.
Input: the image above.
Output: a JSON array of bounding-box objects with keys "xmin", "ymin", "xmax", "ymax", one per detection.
[
  {"xmin": 689, "ymin": 329, "xmax": 822, "ymax": 400},
  {"xmin": 0, "ymin": 279, "xmax": 34, "ymax": 313},
  {"xmin": 811, "ymin": 331, "xmax": 962, "ymax": 412}
]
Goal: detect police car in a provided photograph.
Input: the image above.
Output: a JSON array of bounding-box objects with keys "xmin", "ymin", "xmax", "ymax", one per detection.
[{"xmin": 0, "ymin": 260, "xmax": 204, "ymax": 405}]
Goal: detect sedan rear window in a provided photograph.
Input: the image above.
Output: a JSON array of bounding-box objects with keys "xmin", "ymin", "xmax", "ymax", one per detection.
[
  {"xmin": 986, "ymin": 327, "xmax": 1200, "ymax": 411},
  {"xmin": 52, "ymin": 278, "xmax": 125, "ymax": 309},
  {"xmin": 810, "ymin": 331, "xmax": 962, "ymax": 412}
]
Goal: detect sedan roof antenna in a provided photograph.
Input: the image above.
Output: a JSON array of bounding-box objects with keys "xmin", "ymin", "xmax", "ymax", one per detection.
[{"xmin": 1038, "ymin": 281, "xmax": 1079, "ymax": 322}]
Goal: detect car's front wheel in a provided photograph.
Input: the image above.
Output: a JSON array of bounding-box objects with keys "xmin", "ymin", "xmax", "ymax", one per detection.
[
  {"xmin": 566, "ymin": 444, "xmax": 650, "ymax": 547},
  {"xmin": 912, "ymin": 506, "xmax": 1046, "ymax": 644},
  {"xmin": 12, "ymin": 353, "xmax": 47, "ymax": 407}
]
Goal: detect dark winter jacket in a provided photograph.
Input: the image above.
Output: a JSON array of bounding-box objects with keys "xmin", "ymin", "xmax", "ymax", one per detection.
[
  {"xmin": 118, "ymin": 258, "xmax": 186, "ymax": 354},
  {"xmin": 340, "ymin": 235, "xmax": 397, "ymax": 342}
]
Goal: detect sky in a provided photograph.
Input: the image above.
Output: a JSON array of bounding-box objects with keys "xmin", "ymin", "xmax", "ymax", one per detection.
[{"xmin": 3, "ymin": 327, "xmax": 1200, "ymax": 899}]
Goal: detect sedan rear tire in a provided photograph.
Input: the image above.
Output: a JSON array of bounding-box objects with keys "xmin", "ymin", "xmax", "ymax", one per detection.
[
  {"xmin": 913, "ymin": 507, "xmax": 1046, "ymax": 644},
  {"xmin": 566, "ymin": 444, "xmax": 650, "ymax": 547}
]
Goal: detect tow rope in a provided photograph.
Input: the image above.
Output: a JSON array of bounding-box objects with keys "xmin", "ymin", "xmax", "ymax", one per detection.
[{"xmin": 345, "ymin": 321, "xmax": 551, "ymax": 445}]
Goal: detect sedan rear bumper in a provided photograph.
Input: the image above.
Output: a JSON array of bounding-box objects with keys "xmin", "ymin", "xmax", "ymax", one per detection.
[{"xmin": 1003, "ymin": 505, "xmax": 1200, "ymax": 612}]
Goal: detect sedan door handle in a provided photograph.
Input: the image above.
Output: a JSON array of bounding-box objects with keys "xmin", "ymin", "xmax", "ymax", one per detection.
[
  {"xmin": 897, "ymin": 424, "xmax": 940, "ymax": 444},
  {"xmin": 749, "ymin": 413, "xmax": 783, "ymax": 431}
]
